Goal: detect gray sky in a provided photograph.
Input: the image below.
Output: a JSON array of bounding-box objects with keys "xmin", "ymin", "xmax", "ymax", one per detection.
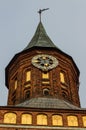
[{"xmin": 0, "ymin": 0, "xmax": 86, "ymax": 107}]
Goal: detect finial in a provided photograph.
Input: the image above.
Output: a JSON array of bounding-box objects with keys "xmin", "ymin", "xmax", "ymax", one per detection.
[{"xmin": 38, "ymin": 8, "xmax": 49, "ymax": 22}]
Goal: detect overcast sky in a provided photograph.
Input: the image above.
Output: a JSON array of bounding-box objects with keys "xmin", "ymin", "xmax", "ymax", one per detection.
[{"xmin": 0, "ymin": 0, "xmax": 86, "ymax": 107}]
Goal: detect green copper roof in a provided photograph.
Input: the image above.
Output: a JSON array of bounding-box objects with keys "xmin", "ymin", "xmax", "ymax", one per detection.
[{"xmin": 24, "ymin": 22, "xmax": 57, "ymax": 50}]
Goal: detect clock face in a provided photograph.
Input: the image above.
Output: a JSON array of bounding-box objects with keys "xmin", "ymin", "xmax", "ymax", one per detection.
[{"xmin": 32, "ymin": 54, "xmax": 58, "ymax": 71}]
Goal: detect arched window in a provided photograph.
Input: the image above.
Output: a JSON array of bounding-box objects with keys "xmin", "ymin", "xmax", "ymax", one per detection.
[
  {"xmin": 25, "ymin": 90, "xmax": 30, "ymax": 99},
  {"xmin": 37, "ymin": 114, "xmax": 47, "ymax": 125},
  {"xmin": 67, "ymin": 115, "xmax": 78, "ymax": 126},
  {"xmin": 24, "ymin": 70, "xmax": 31, "ymax": 88},
  {"xmin": 4, "ymin": 113, "xmax": 16, "ymax": 124},
  {"xmin": 14, "ymin": 79, "xmax": 17, "ymax": 90},
  {"xmin": 62, "ymin": 90, "xmax": 68, "ymax": 98},
  {"xmin": 52, "ymin": 115, "xmax": 63, "ymax": 126},
  {"xmin": 43, "ymin": 88, "xmax": 49, "ymax": 96},
  {"xmin": 26, "ymin": 71, "xmax": 31, "ymax": 82},
  {"xmin": 82, "ymin": 116, "xmax": 86, "ymax": 127},
  {"xmin": 60, "ymin": 72, "xmax": 65, "ymax": 83},
  {"xmin": 21, "ymin": 114, "xmax": 32, "ymax": 124}
]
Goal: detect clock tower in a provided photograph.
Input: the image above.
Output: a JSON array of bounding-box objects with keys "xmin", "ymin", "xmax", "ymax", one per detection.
[
  {"xmin": 5, "ymin": 21, "xmax": 80, "ymax": 108},
  {"xmin": 0, "ymin": 15, "xmax": 86, "ymax": 130}
]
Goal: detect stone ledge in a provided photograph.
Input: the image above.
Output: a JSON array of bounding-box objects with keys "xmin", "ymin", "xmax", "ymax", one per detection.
[{"xmin": 0, "ymin": 124, "xmax": 85, "ymax": 129}]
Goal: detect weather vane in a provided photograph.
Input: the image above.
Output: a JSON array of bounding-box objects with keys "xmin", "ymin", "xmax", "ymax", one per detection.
[{"xmin": 38, "ymin": 8, "xmax": 49, "ymax": 22}]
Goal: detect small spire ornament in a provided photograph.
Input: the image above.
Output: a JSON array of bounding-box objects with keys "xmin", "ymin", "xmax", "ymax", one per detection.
[{"xmin": 38, "ymin": 8, "xmax": 49, "ymax": 22}]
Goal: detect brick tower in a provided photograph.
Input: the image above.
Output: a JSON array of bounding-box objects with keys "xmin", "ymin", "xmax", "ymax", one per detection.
[{"xmin": 0, "ymin": 16, "xmax": 86, "ymax": 130}]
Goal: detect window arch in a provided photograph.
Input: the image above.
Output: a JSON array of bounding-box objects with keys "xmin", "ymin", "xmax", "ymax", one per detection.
[
  {"xmin": 37, "ymin": 114, "xmax": 47, "ymax": 125},
  {"xmin": 21, "ymin": 114, "xmax": 32, "ymax": 124},
  {"xmin": 26, "ymin": 71, "xmax": 31, "ymax": 82},
  {"xmin": 25, "ymin": 89, "xmax": 30, "ymax": 99},
  {"xmin": 43, "ymin": 88, "xmax": 49, "ymax": 96},
  {"xmin": 14, "ymin": 79, "xmax": 17, "ymax": 90},
  {"xmin": 24, "ymin": 69, "xmax": 31, "ymax": 88},
  {"xmin": 62, "ymin": 90, "xmax": 68, "ymax": 98},
  {"xmin": 4, "ymin": 112, "xmax": 17, "ymax": 124},
  {"xmin": 52, "ymin": 115, "xmax": 63, "ymax": 126},
  {"xmin": 82, "ymin": 116, "xmax": 86, "ymax": 127},
  {"xmin": 60, "ymin": 72, "xmax": 65, "ymax": 83},
  {"xmin": 67, "ymin": 115, "xmax": 78, "ymax": 126}
]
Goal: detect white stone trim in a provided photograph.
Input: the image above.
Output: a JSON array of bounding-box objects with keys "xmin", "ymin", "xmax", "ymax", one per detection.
[{"xmin": 0, "ymin": 124, "xmax": 85, "ymax": 129}]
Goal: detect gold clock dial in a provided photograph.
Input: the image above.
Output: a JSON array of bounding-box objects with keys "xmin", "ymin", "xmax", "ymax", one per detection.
[{"xmin": 32, "ymin": 54, "xmax": 58, "ymax": 71}]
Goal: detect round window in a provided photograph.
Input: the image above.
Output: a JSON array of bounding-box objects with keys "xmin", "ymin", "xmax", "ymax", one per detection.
[{"xmin": 43, "ymin": 89, "xmax": 49, "ymax": 96}]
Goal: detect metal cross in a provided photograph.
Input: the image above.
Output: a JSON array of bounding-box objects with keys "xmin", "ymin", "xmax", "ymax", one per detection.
[{"xmin": 38, "ymin": 8, "xmax": 49, "ymax": 22}]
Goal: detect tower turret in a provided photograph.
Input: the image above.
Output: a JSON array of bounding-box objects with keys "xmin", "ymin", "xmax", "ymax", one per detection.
[{"xmin": 5, "ymin": 21, "xmax": 80, "ymax": 108}]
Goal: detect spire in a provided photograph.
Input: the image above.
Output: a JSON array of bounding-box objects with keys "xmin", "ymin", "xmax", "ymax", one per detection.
[{"xmin": 24, "ymin": 22, "xmax": 57, "ymax": 50}]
